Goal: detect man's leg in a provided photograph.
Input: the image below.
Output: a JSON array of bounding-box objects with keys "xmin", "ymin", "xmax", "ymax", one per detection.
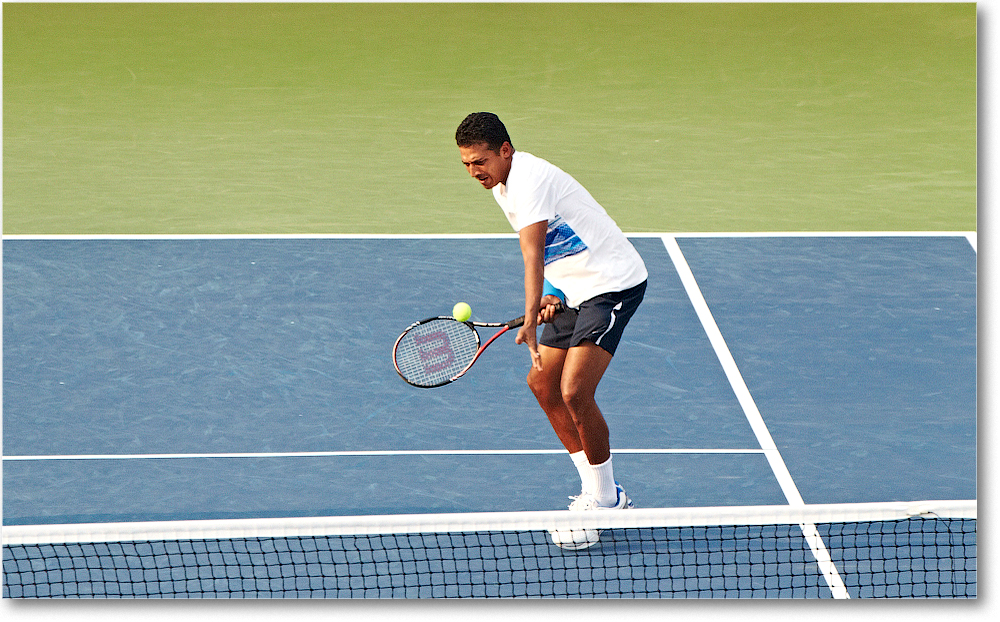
[
  {"xmin": 526, "ymin": 345, "xmax": 582, "ymax": 454},
  {"xmin": 559, "ymin": 341, "xmax": 614, "ymax": 464},
  {"xmin": 527, "ymin": 341, "xmax": 614, "ymax": 459},
  {"xmin": 559, "ymin": 342, "xmax": 623, "ymax": 507},
  {"xmin": 528, "ymin": 344, "xmax": 598, "ymax": 505},
  {"xmin": 528, "ymin": 340, "xmax": 623, "ymax": 507}
]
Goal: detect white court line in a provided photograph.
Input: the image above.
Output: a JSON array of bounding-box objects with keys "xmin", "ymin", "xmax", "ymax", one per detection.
[
  {"xmin": 667, "ymin": 230, "xmax": 977, "ymax": 238},
  {"xmin": 661, "ymin": 237, "xmax": 799, "ymax": 500},
  {"xmin": 2, "ymin": 448, "xmax": 765, "ymax": 461},
  {"xmin": 662, "ymin": 235, "xmax": 850, "ymax": 599},
  {"xmin": 966, "ymin": 232, "xmax": 977, "ymax": 252},
  {"xmin": 0, "ymin": 230, "xmax": 976, "ymax": 240}
]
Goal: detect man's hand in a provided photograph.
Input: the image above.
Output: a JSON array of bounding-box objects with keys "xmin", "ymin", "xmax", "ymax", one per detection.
[
  {"xmin": 537, "ymin": 295, "xmax": 563, "ymax": 324},
  {"xmin": 515, "ymin": 317, "xmax": 543, "ymax": 371}
]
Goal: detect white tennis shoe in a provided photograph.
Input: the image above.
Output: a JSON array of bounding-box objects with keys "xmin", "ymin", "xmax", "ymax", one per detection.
[{"xmin": 549, "ymin": 483, "xmax": 633, "ymax": 550}]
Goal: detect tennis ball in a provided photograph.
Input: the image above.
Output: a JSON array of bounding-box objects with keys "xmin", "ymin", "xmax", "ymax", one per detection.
[{"xmin": 453, "ymin": 302, "xmax": 472, "ymax": 322}]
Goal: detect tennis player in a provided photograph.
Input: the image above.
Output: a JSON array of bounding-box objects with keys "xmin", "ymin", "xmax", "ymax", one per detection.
[{"xmin": 455, "ymin": 112, "xmax": 648, "ymax": 517}]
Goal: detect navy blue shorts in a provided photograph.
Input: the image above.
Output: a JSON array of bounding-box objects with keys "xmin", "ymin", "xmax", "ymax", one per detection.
[{"xmin": 539, "ymin": 281, "xmax": 646, "ymax": 355}]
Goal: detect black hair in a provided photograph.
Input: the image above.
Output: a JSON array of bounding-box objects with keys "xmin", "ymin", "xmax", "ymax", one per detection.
[{"xmin": 455, "ymin": 112, "xmax": 514, "ymax": 152}]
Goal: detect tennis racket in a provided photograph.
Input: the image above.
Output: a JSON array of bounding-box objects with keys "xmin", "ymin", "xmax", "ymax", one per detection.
[{"xmin": 393, "ymin": 304, "xmax": 564, "ymax": 388}]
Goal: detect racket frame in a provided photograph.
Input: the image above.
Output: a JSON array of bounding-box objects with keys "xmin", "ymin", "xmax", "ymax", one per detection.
[{"xmin": 392, "ymin": 315, "xmax": 524, "ymax": 388}]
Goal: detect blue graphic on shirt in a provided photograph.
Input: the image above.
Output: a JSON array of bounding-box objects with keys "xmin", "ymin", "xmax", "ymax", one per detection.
[{"xmin": 544, "ymin": 216, "xmax": 588, "ymax": 265}]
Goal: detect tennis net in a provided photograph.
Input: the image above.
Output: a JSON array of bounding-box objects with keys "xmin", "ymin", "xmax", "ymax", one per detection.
[{"xmin": 3, "ymin": 500, "xmax": 975, "ymax": 599}]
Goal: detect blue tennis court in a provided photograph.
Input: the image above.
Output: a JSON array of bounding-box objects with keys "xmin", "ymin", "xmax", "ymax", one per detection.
[{"xmin": 2, "ymin": 234, "xmax": 976, "ymax": 528}]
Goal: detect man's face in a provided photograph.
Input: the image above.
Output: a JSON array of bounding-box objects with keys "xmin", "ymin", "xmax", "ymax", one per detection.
[{"xmin": 459, "ymin": 141, "xmax": 513, "ymax": 190}]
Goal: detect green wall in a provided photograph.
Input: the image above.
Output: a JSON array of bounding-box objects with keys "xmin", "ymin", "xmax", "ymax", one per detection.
[{"xmin": 3, "ymin": 3, "xmax": 977, "ymax": 234}]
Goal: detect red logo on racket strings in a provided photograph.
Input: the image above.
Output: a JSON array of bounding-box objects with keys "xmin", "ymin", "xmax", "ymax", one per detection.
[{"xmin": 414, "ymin": 331, "xmax": 456, "ymax": 373}]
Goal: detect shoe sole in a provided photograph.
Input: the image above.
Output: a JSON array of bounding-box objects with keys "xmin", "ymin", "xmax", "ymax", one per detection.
[
  {"xmin": 550, "ymin": 490, "xmax": 634, "ymax": 550},
  {"xmin": 549, "ymin": 528, "xmax": 601, "ymax": 550}
]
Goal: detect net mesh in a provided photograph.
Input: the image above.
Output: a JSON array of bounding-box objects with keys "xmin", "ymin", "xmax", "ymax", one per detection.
[
  {"xmin": 3, "ymin": 502, "xmax": 975, "ymax": 599},
  {"xmin": 393, "ymin": 319, "xmax": 479, "ymax": 387}
]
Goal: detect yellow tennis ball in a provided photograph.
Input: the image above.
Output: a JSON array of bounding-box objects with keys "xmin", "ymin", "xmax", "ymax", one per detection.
[{"xmin": 453, "ymin": 302, "xmax": 472, "ymax": 322}]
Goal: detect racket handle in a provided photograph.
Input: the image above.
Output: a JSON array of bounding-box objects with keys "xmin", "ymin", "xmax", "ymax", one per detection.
[
  {"xmin": 506, "ymin": 316, "xmax": 526, "ymax": 329},
  {"xmin": 506, "ymin": 302, "xmax": 565, "ymax": 329}
]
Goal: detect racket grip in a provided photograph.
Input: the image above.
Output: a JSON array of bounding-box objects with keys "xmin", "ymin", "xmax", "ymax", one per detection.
[{"xmin": 506, "ymin": 302, "xmax": 565, "ymax": 329}]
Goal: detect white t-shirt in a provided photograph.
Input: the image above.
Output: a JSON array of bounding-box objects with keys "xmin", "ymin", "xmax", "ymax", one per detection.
[{"xmin": 493, "ymin": 151, "xmax": 647, "ymax": 308}]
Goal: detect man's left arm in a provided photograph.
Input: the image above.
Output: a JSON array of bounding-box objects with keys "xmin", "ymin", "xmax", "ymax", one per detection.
[{"xmin": 516, "ymin": 220, "xmax": 547, "ymax": 371}]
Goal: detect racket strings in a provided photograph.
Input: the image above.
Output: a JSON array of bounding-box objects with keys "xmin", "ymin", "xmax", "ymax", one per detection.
[{"xmin": 395, "ymin": 319, "xmax": 479, "ymax": 387}]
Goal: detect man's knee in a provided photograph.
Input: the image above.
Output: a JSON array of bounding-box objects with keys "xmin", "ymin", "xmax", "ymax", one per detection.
[
  {"xmin": 560, "ymin": 377, "xmax": 596, "ymax": 413},
  {"xmin": 527, "ymin": 368, "xmax": 562, "ymax": 408}
]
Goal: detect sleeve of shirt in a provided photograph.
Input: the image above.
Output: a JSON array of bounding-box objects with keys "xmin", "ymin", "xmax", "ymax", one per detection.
[
  {"xmin": 542, "ymin": 279, "xmax": 565, "ymax": 302},
  {"xmin": 506, "ymin": 159, "xmax": 556, "ymax": 231}
]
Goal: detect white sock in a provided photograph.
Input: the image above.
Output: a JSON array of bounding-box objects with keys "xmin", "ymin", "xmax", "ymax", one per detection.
[
  {"xmin": 569, "ymin": 451, "xmax": 592, "ymax": 495},
  {"xmin": 590, "ymin": 456, "xmax": 618, "ymax": 507}
]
